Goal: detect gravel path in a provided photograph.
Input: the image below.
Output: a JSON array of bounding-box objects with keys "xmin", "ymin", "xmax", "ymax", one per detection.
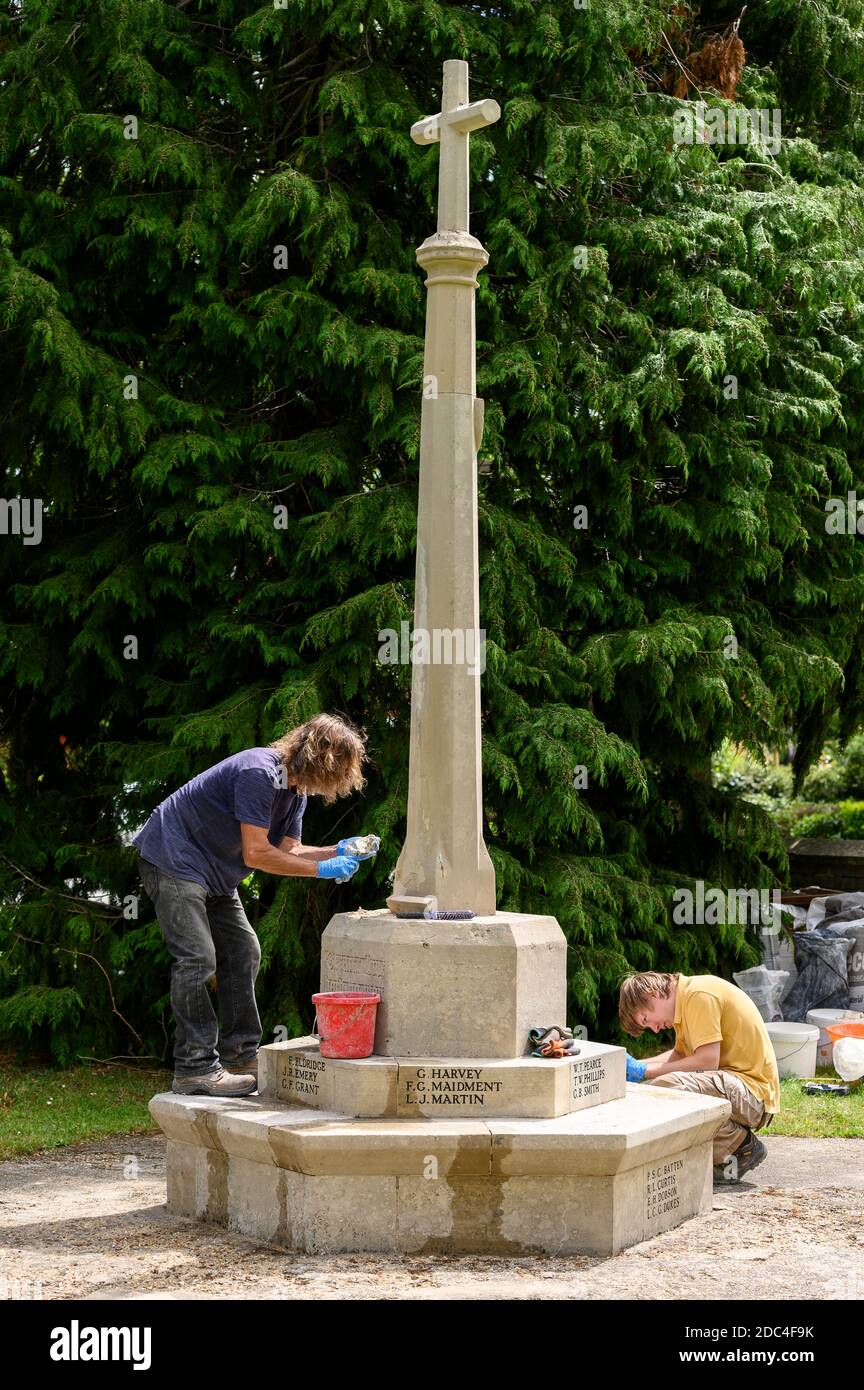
[{"xmin": 1, "ymin": 1134, "xmax": 863, "ymax": 1300}]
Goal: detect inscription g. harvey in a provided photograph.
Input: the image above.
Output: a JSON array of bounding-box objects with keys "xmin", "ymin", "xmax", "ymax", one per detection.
[
  {"xmin": 645, "ymin": 1157, "xmax": 683, "ymax": 1221},
  {"xmin": 572, "ymin": 1054, "xmax": 605, "ymax": 1101},
  {"xmin": 403, "ymin": 1066, "xmax": 504, "ymax": 1107}
]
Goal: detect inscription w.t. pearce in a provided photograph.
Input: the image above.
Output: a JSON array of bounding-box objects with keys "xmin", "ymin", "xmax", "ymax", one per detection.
[{"xmin": 571, "ymin": 1054, "xmax": 605, "ymax": 1101}]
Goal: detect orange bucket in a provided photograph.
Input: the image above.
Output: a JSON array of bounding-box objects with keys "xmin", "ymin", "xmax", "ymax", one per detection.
[
  {"xmin": 312, "ymin": 991, "xmax": 381, "ymax": 1058},
  {"xmin": 826, "ymin": 1020, "xmax": 864, "ymax": 1044}
]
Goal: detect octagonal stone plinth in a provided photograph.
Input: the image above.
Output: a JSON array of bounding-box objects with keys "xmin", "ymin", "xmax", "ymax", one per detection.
[
  {"xmin": 319, "ymin": 910, "xmax": 566, "ymax": 1058},
  {"xmin": 149, "ymin": 1084, "xmax": 730, "ymax": 1256}
]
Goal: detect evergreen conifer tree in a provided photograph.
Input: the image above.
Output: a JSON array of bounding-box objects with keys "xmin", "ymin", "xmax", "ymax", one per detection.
[{"xmin": 1, "ymin": 1, "xmax": 863, "ymax": 1062}]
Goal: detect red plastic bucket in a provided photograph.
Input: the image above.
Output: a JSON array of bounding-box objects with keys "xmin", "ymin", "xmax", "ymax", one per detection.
[{"xmin": 312, "ymin": 991, "xmax": 381, "ymax": 1059}]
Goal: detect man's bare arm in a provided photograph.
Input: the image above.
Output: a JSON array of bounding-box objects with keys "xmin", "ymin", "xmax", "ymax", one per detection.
[
  {"xmin": 241, "ymin": 824, "xmax": 320, "ymax": 877},
  {"xmin": 646, "ymin": 1046, "xmax": 684, "ymax": 1068},
  {"xmin": 277, "ymin": 835, "xmax": 338, "ymax": 864},
  {"xmin": 644, "ymin": 1041, "xmax": 720, "ymax": 1081}
]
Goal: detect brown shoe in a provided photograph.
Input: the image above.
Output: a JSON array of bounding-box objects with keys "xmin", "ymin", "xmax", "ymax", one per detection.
[
  {"xmin": 223, "ymin": 1057, "xmax": 258, "ymax": 1080},
  {"xmin": 713, "ymin": 1130, "xmax": 768, "ymax": 1184},
  {"xmin": 172, "ymin": 1067, "xmax": 256, "ymax": 1097}
]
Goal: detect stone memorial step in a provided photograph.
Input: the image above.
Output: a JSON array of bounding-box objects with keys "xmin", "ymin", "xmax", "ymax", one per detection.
[{"xmin": 258, "ymin": 1036, "xmax": 626, "ymax": 1119}]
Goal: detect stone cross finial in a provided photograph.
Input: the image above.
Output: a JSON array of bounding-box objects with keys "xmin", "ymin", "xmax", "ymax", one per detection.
[{"xmin": 410, "ymin": 62, "xmax": 500, "ymax": 233}]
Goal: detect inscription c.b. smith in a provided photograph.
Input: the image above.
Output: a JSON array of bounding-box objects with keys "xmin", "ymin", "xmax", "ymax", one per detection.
[{"xmin": 571, "ymin": 1054, "xmax": 605, "ymax": 1101}]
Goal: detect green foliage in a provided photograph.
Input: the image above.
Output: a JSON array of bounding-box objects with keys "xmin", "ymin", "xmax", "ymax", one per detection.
[
  {"xmin": 3, "ymin": 0, "xmax": 864, "ymax": 1060},
  {"xmin": 712, "ymin": 745, "xmax": 793, "ymax": 800},
  {"xmin": 801, "ymin": 733, "xmax": 864, "ymax": 800},
  {"xmin": 793, "ymin": 799, "xmax": 864, "ymax": 839}
]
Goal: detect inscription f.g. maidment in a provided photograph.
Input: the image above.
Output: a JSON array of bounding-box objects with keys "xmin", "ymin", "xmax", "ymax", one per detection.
[{"xmin": 403, "ymin": 1066, "xmax": 503, "ymax": 1107}]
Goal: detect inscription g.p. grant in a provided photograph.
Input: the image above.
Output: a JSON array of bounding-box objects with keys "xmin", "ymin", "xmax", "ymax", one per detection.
[
  {"xmin": 280, "ymin": 1054, "xmax": 326, "ymax": 1098},
  {"xmin": 403, "ymin": 1067, "xmax": 503, "ymax": 1107}
]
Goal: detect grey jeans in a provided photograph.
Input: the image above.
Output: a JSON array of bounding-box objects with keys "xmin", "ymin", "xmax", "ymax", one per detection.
[{"xmin": 138, "ymin": 856, "xmax": 262, "ymax": 1078}]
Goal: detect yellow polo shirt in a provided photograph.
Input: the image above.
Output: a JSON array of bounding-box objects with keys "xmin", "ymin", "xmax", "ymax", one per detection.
[{"xmin": 673, "ymin": 974, "xmax": 781, "ymax": 1113}]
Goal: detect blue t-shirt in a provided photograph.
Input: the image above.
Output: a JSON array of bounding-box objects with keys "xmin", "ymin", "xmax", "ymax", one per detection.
[{"xmin": 132, "ymin": 748, "xmax": 306, "ymax": 896}]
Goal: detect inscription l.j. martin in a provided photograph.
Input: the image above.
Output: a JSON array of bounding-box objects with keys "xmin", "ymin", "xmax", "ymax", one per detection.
[{"xmin": 403, "ymin": 1066, "xmax": 503, "ymax": 1107}]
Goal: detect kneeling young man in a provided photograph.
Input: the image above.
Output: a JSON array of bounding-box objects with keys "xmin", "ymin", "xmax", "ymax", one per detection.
[{"xmin": 618, "ymin": 971, "xmax": 780, "ymax": 1182}]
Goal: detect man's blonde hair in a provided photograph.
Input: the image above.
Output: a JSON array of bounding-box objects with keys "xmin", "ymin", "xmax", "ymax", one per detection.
[
  {"xmin": 269, "ymin": 713, "xmax": 368, "ymax": 805},
  {"xmin": 618, "ymin": 971, "xmax": 678, "ymax": 1037}
]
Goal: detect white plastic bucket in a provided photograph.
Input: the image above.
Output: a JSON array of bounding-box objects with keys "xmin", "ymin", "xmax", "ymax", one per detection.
[
  {"xmin": 766, "ymin": 1022, "xmax": 819, "ymax": 1079},
  {"xmin": 806, "ymin": 1009, "xmax": 864, "ymax": 1069}
]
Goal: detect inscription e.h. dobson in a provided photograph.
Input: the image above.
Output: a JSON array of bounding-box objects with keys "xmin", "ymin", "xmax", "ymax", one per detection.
[{"xmin": 645, "ymin": 1157, "xmax": 683, "ymax": 1221}]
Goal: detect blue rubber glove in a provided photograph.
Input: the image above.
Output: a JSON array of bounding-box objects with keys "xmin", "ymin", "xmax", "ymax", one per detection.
[
  {"xmin": 317, "ymin": 855, "xmax": 360, "ymax": 883},
  {"xmin": 626, "ymin": 1054, "xmax": 648, "ymax": 1083},
  {"xmin": 337, "ymin": 835, "xmax": 380, "ymax": 861}
]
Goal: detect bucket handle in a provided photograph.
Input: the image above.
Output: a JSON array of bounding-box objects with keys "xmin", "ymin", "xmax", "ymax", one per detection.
[{"xmin": 775, "ymin": 1038, "xmax": 816, "ymax": 1060}]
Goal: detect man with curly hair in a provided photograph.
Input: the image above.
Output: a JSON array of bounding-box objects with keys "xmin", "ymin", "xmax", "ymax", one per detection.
[
  {"xmin": 133, "ymin": 713, "xmax": 375, "ymax": 1096},
  {"xmin": 618, "ymin": 970, "xmax": 780, "ymax": 1183}
]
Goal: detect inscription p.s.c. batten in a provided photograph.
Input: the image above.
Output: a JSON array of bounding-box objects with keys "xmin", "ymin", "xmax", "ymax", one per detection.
[{"xmin": 645, "ymin": 1157, "xmax": 683, "ymax": 1222}]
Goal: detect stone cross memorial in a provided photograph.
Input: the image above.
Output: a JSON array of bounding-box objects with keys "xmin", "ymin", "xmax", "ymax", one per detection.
[
  {"xmin": 390, "ymin": 59, "xmax": 498, "ymax": 917},
  {"xmin": 150, "ymin": 60, "xmax": 730, "ymax": 1257}
]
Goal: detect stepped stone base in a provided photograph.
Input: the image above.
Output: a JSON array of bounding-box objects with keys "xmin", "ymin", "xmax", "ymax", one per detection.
[
  {"xmin": 259, "ymin": 1036, "xmax": 626, "ymax": 1118},
  {"xmin": 149, "ymin": 1084, "xmax": 729, "ymax": 1256}
]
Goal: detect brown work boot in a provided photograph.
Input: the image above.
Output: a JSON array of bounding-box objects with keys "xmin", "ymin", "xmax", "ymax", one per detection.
[
  {"xmin": 713, "ymin": 1130, "xmax": 768, "ymax": 1184},
  {"xmin": 172, "ymin": 1067, "xmax": 257, "ymax": 1097},
  {"xmin": 223, "ymin": 1056, "xmax": 258, "ymax": 1081}
]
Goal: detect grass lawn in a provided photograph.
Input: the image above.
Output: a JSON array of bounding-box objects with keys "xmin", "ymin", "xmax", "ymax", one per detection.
[
  {"xmin": 0, "ymin": 1062, "xmax": 861, "ymax": 1159},
  {"xmin": 0, "ymin": 1063, "xmax": 171, "ymax": 1160},
  {"xmin": 770, "ymin": 1075, "xmax": 864, "ymax": 1138}
]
